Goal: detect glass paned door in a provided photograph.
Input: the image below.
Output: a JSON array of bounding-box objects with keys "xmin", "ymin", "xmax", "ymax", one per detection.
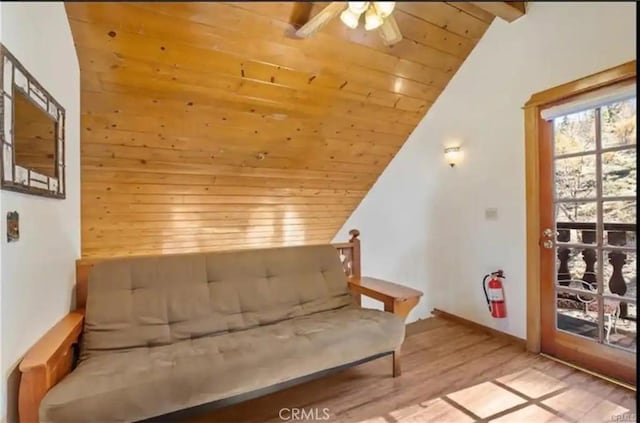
[
  {"xmin": 540, "ymin": 94, "xmax": 636, "ymax": 385},
  {"xmin": 552, "ymin": 98, "xmax": 637, "ymax": 352}
]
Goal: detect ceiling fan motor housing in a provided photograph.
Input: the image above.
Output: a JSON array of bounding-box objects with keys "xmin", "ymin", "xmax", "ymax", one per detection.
[{"xmin": 295, "ymin": 1, "xmax": 402, "ymax": 46}]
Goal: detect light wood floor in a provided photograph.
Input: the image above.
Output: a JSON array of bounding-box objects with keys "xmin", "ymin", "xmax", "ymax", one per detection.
[{"xmin": 187, "ymin": 317, "xmax": 636, "ymax": 422}]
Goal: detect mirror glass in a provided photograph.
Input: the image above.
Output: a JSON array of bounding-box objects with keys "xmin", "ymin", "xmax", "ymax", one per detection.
[{"xmin": 13, "ymin": 90, "xmax": 57, "ymax": 178}]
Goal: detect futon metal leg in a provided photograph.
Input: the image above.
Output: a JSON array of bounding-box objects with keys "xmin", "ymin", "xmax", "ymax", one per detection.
[{"xmin": 392, "ymin": 348, "xmax": 401, "ymax": 377}]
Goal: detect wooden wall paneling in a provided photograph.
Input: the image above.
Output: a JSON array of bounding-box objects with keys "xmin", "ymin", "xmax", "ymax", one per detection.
[
  {"xmin": 80, "ymin": 144, "xmax": 387, "ymax": 176},
  {"xmin": 82, "ymin": 183, "xmax": 367, "ymax": 198},
  {"xmin": 80, "ymin": 171, "xmax": 372, "ymax": 190},
  {"xmin": 69, "ymin": 3, "xmax": 450, "ymax": 88},
  {"xmin": 138, "ymin": 2, "xmax": 460, "ymax": 80},
  {"xmin": 395, "ymin": 2, "xmax": 492, "ymax": 39},
  {"xmin": 77, "ymin": 53, "xmax": 428, "ymax": 126},
  {"xmin": 67, "ymin": 12, "xmax": 445, "ymax": 103},
  {"xmin": 80, "ymin": 91, "xmax": 419, "ymax": 137},
  {"xmin": 445, "ymin": 3, "xmax": 497, "ymax": 24},
  {"xmin": 65, "ymin": 2, "xmax": 496, "ymax": 258},
  {"xmin": 81, "ymin": 135, "xmax": 399, "ymax": 169}
]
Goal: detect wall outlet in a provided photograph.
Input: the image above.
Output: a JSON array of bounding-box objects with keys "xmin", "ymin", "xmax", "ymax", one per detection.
[{"xmin": 485, "ymin": 208, "xmax": 498, "ymax": 220}]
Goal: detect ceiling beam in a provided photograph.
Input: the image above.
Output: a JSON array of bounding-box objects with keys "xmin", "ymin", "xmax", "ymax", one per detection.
[{"xmin": 470, "ymin": 2, "xmax": 526, "ymax": 23}]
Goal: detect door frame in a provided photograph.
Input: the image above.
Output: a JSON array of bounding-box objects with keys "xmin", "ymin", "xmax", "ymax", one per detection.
[{"xmin": 523, "ymin": 60, "xmax": 637, "ymax": 354}]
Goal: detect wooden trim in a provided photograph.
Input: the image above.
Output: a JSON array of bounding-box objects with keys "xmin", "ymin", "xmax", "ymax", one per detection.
[
  {"xmin": 525, "ymin": 60, "xmax": 636, "ymax": 107},
  {"xmin": 431, "ymin": 308, "xmax": 526, "ymax": 349},
  {"xmin": 523, "ymin": 60, "xmax": 636, "ymax": 354},
  {"xmin": 0, "ymin": 43, "xmax": 67, "ymax": 199},
  {"xmin": 540, "ymin": 353, "xmax": 636, "ymax": 392},
  {"xmin": 470, "ymin": 2, "xmax": 526, "ymax": 22},
  {"xmin": 18, "ymin": 310, "xmax": 85, "ymax": 423},
  {"xmin": 538, "ymin": 113, "xmax": 556, "ymax": 354},
  {"xmin": 349, "ymin": 277, "xmax": 423, "ymax": 321},
  {"xmin": 547, "ymin": 330, "xmax": 636, "ymax": 386},
  {"xmin": 524, "ymin": 105, "xmax": 542, "ymax": 353},
  {"xmin": 348, "ymin": 229, "xmax": 361, "ymax": 280}
]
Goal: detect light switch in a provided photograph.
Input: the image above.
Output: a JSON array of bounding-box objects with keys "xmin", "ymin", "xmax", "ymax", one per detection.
[{"xmin": 485, "ymin": 208, "xmax": 498, "ymax": 220}]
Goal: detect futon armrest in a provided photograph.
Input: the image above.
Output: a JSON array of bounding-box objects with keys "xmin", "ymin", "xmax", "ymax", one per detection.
[
  {"xmin": 19, "ymin": 309, "xmax": 85, "ymax": 423},
  {"xmin": 348, "ymin": 277, "xmax": 423, "ymax": 320}
]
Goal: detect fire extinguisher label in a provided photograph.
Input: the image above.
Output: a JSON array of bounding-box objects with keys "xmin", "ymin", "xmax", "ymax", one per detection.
[{"xmin": 489, "ymin": 288, "xmax": 503, "ymax": 301}]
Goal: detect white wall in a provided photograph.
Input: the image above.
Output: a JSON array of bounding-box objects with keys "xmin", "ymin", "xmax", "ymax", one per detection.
[
  {"xmin": 334, "ymin": 2, "xmax": 636, "ymax": 337},
  {"xmin": 0, "ymin": 3, "xmax": 80, "ymax": 422}
]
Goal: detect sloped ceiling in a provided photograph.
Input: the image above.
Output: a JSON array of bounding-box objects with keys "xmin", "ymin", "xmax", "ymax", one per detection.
[{"xmin": 65, "ymin": 2, "xmax": 498, "ymax": 258}]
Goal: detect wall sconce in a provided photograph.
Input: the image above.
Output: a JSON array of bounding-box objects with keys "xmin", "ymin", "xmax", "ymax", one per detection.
[{"xmin": 444, "ymin": 146, "xmax": 461, "ymax": 167}]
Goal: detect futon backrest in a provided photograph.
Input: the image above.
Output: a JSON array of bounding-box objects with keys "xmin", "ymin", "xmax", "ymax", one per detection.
[{"xmin": 81, "ymin": 244, "xmax": 351, "ymax": 359}]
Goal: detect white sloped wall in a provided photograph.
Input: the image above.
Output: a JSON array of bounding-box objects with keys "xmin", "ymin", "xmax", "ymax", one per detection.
[{"xmin": 334, "ymin": 1, "xmax": 636, "ymax": 337}]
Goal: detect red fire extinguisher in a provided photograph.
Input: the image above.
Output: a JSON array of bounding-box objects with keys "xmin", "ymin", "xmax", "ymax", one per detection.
[{"xmin": 483, "ymin": 270, "xmax": 506, "ymax": 318}]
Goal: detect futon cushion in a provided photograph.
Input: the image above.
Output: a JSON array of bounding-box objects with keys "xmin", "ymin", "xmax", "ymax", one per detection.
[
  {"xmin": 40, "ymin": 307, "xmax": 404, "ymax": 423},
  {"xmin": 82, "ymin": 245, "xmax": 352, "ymax": 360}
]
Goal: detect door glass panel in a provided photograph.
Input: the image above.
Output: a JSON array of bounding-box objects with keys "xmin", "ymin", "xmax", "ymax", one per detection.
[
  {"xmin": 603, "ymin": 250, "xmax": 636, "ymax": 296},
  {"xmin": 603, "ymin": 200, "xmax": 636, "ymax": 224},
  {"xmin": 602, "ymin": 149, "xmax": 636, "ymax": 197},
  {"xmin": 602, "ymin": 245, "xmax": 636, "ymax": 352},
  {"xmin": 555, "ymin": 155, "xmax": 597, "ymax": 199},
  {"xmin": 552, "ymin": 96, "xmax": 636, "ymax": 351},
  {"xmin": 555, "ymin": 202, "xmax": 596, "ymax": 245},
  {"xmin": 554, "ymin": 109, "xmax": 596, "ymax": 155},
  {"xmin": 603, "ymin": 200, "xmax": 636, "ymax": 247},
  {"xmin": 555, "ymin": 201, "xmax": 597, "ymax": 223},
  {"xmin": 606, "ymin": 316, "xmax": 637, "ymax": 352},
  {"xmin": 555, "ymin": 247, "xmax": 588, "ymax": 287},
  {"xmin": 601, "ymin": 97, "xmax": 636, "ymax": 148},
  {"xmin": 556, "ymin": 288, "xmax": 599, "ymax": 341}
]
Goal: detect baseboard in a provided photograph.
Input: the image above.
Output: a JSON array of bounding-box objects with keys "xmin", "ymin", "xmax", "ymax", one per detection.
[
  {"xmin": 404, "ymin": 317, "xmax": 439, "ymax": 336},
  {"xmin": 431, "ymin": 308, "xmax": 527, "ymax": 349}
]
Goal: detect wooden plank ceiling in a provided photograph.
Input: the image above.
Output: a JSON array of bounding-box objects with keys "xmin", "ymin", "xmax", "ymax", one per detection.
[{"xmin": 65, "ymin": 2, "xmax": 498, "ymax": 258}]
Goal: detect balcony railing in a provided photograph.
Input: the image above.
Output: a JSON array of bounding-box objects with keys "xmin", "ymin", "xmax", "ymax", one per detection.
[{"xmin": 556, "ymin": 222, "xmax": 636, "ymax": 321}]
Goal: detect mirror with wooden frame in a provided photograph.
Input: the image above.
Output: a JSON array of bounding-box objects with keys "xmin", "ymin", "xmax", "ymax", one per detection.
[{"xmin": 0, "ymin": 44, "xmax": 66, "ymax": 199}]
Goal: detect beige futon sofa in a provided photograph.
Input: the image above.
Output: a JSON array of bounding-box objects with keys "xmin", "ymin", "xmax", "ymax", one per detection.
[{"xmin": 19, "ymin": 241, "xmax": 420, "ymax": 422}]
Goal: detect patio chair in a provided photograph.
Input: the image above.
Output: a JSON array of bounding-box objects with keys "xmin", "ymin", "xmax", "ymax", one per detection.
[{"xmin": 569, "ymin": 280, "xmax": 621, "ymax": 343}]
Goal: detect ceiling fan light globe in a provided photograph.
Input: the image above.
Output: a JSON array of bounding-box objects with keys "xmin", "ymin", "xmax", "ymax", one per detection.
[
  {"xmin": 372, "ymin": 1, "xmax": 396, "ymax": 18},
  {"xmin": 364, "ymin": 7, "xmax": 383, "ymax": 31},
  {"xmin": 347, "ymin": 1, "xmax": 369, "ymax": 14},
  {"xmin": 340, "ymin": 9, "xmax": 361, "ymax": 29}
]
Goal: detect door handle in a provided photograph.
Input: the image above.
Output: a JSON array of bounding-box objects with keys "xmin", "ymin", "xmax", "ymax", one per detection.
[
  {"xmin": 542, "ymin": 228, "xmax": 555, "ymax": 238},
  {"xmin": 543, "ymin": 240, "xmax": 554, "ymax": 249}
]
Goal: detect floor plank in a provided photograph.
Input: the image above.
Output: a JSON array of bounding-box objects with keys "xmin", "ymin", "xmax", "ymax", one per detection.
[{"xmin": 185, "ymin": 317, "xmax": 636, "ymax": 422}]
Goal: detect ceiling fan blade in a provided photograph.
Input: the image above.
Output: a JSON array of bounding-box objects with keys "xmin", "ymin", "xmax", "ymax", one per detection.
[
  {"xmin": 379, "ymin": 15, "xmax": 403, "ymax": 46},
  {"xmin": 289, "ymin": 2, "xmax": 314, "ymax": 30},
  {"xmin": 295, "ymin": 2, "xmax": 345, "ymax": 39}
]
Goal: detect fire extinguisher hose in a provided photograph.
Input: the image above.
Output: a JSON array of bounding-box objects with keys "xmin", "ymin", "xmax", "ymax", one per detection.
[{"xmin": 482, "ymin": 274, "xmax": 491, "ymax": 312}]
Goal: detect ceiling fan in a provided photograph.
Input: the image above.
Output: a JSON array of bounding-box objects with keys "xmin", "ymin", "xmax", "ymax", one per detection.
[{"xmin": 292, "ymin": 2, "xmax": 403, "ymax": 46}]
